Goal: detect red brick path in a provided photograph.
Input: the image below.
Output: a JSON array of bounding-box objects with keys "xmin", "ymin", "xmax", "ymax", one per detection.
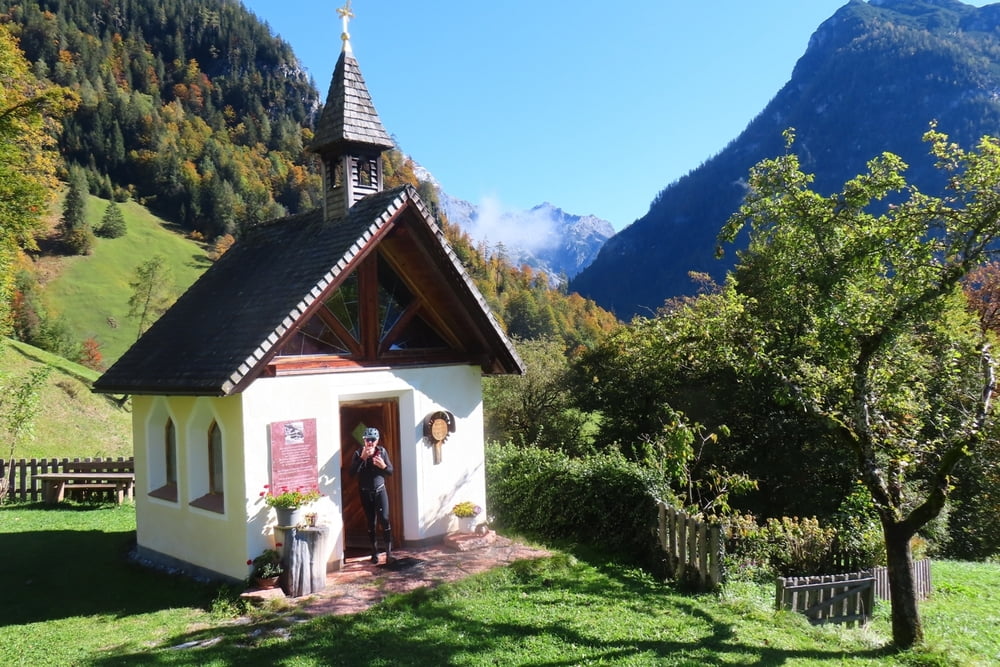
[{"xmin": 248, "ymin": 533, "xmax": 551, "ymax": 618}]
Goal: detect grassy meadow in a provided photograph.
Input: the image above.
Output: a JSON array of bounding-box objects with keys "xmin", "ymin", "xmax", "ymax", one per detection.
[
  {"xmin": 40, "ymin": 194, "xmax": 210, "ymax": 365},
  {"xmin": 1, "ymin": 339, "xmax": 131, "ymax": 460}
]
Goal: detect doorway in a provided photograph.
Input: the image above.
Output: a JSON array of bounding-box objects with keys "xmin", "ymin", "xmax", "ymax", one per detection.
[{"xmin": 339, "ymin": 400, "xmax": 402, "ymax": 550}]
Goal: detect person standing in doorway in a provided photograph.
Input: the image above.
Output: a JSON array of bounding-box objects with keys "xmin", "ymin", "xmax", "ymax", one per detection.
[{"xmin": 349, "ymin": 426, "xmax": 394, "ymax": 564}]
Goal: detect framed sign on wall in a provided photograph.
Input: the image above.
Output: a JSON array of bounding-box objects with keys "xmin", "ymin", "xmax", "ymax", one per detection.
[{"xmin": 269, "ymin": 418, "xmax": 318, "ymax": 491}]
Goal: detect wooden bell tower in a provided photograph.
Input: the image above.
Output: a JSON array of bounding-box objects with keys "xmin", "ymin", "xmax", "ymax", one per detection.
[{"xmin": 309, "ymin": 2, "xmax": 395, "ymax": 221}]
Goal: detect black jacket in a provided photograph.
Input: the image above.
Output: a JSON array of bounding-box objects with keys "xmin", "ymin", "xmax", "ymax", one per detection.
[{"xmin": 348, "ymin": 445, "xmax": 394, "ymax": 491}]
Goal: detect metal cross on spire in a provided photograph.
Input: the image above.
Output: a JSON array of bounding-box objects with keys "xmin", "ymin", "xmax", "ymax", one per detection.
[{"xmin": 337, "ymin": 1, "xmax": 354, "ymax": 52}]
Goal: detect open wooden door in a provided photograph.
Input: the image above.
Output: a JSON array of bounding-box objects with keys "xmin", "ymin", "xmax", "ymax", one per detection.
[{"xmin": 340, "ymin": 400, "xmax": 401, "ymax": 550}]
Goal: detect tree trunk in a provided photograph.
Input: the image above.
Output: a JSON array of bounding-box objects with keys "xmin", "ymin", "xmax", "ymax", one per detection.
[{"xmin": 883, "ymin": 519, "xmax": 922, "ymax": 649}]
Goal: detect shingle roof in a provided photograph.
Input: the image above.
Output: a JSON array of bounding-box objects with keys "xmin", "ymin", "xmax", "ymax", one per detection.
[
  {"xmin": 93, "ymin": 186, "xmax": 522, "ymax": 397},
  {"xmin": 310, "ymin": 47, "xmax": 394, "ymax": 153}
]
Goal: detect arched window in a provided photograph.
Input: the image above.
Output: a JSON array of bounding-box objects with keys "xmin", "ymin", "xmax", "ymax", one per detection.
[
  {"xmin": 166, "ymin": 419, "xmax": 177, "ymax": 486},
  {"xmin": 149, "ymin": 417, "xmax": 178, "ymax": 502},
  {"xmin": 208, "ymin": 421, "xmax": 224, "ymax": 496},
  {"xmin": 191, "ymin": 420, "xmax": 225, "ymax": 513}
]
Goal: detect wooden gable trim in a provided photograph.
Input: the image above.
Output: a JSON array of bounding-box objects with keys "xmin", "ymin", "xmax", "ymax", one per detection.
[
  {"xmin": 243, "ymin": 199, "xmax": 477, "ymax": 383},
  {"xmin": 376, "ymin": 216, "xmax": 490, "ymax": 352},
  {"xmin": 265, "ymin": 349, "xmax": 474, "ymax": 376},
  {"xmin": 229, "ymin": 188, "xmax": 520, "ymax": 393},
  {"xmin": 228, "ymin": 206, "xmax": 404, "ymax": 394},
  {"xmin": 358, "ymin": 255, "xmax": 380, "ymax": 360}
]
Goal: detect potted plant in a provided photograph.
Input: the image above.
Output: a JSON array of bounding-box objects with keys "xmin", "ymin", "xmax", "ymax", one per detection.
[
  {"xmin": 247, "ymin": 547, "xmax": 284, "ymax": 589},
  {"xmin": 260, "ymin": 484, "xmax": 322, "ymax": 527},
  {"xmin": 451, "ymin": 501, "xmax": 482, "ymax": 533}
]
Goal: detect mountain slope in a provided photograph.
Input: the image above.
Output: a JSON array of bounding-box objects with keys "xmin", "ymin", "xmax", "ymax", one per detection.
[
  {"xmin": 571, "ymin": 0, "xmax": 1000, "ymax": 319},
  {"xmin": 38, "ymin": 194, "xmax": 209, "ymax": 365},
  {"xmin": 0, "ymin": 339, "xmax": 132, "ymax": 459},
  {"xmin": 0, "ymin": 0, "xmax": 321, "ymax": 237},
  {"xmin": 440, "ymin": 192, "xmax": 613, "ymax": 282}
]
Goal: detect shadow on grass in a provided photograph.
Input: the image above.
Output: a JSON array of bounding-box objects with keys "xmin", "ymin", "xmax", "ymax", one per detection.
[
  {"xmin": 188, "ymin": 252, "xmax": 213, "ymax": 268},
  {"xmin": 87, "ymin": 549, "xmax": 897, "ymax": 666},
  {"xmin": 1, "ymin": 503, "xmax": 218, "ymax": 627}
]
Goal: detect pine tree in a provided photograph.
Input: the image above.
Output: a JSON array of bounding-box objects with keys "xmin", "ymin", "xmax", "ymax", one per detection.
[
  {"xmin": 60, "ymin": 166, "xmax": 93, "ymax": 254},
  {"xmin": 96, "ymin": 200, "xmax": 126, "ymax": 238}
]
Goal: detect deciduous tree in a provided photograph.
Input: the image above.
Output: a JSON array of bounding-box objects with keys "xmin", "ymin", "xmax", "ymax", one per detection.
[
  {"xmin": 0, "ymin": 25, "xmax": 75, "ymax": 332},
  {"xmin": 484, "ymin": 337, "xmax": 597, "ymax": 456},
  {"xmin": 719, "ymin": 127, "xmax": 1000, "ymax": 648},
  {"xmin": 127, "ymin": 255, "xmax": 173, "ymax": 340},
  {"xmin": 0, "ymin": 362, "xmax": 50, "ymax": 502}
]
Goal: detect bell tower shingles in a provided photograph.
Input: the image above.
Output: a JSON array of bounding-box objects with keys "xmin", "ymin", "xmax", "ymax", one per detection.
[{"xmin": 309, "ymin": 2, "xmax": 394, "ymax": 221}]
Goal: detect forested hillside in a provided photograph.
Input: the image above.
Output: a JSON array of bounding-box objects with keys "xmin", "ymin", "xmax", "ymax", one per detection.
[
  {"xmin": 572, "ymin": 0, "xmax": 1000, "ymax": 319},
  {"xmin": 0, "ymin": 0, "xmax": 617, "ymax": 367},
  {"xmin": 0, "ymin": 0, "xmax": 321, "ymax": 238}
]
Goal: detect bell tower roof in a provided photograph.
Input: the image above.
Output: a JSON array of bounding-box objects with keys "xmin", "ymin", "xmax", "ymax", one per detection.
[{"xmin": 309, "ymin": 2, "xmax": 393, "ymax": 155}]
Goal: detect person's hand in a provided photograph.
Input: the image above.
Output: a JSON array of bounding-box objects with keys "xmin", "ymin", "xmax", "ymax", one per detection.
[
  {"xmin": 362, "ymin": 443, "xmax": 376, "ymax": 459},
  {"xmin": 372, "ymin": 453, "xmax": 385, "ymax": 469}
]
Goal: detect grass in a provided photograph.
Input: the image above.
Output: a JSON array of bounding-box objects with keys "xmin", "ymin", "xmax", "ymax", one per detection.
[
  {"xmin": 1, "ymin": 503, "xmax": 226, "ymax": 666},
  {"xmin": 40, "ymin": 194, "xmax": 210, "ymax": 365},
  {"xmin": 1, "ymin": 503, "xmax": 997, "ymax": 666},
  {"xmin": 0, "ymin": 338, "xmax": 132, "ymax": 460}
]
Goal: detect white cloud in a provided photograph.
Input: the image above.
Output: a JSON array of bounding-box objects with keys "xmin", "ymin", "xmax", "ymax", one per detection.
[{"xmin": 468, "ymin": 194, "xmax": 560, "ymax": 254}]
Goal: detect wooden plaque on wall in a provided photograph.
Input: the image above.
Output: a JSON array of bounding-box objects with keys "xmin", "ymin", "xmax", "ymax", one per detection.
[{"xmin": 269, "ymin": 418, "xmax": 318, "ymax": 491}]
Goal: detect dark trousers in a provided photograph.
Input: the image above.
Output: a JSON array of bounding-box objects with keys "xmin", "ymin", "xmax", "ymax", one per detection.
[{"xmin": 360, "ymin": 485, "xmax": 391, "ymax": 536}]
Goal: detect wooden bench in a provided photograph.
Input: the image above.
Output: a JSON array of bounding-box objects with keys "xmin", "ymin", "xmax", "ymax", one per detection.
[{"xmin": 34, "ymin": 460, "xmax": 135, "ymax": 504}]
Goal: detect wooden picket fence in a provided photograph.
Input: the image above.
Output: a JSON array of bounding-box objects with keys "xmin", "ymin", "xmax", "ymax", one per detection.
[
  {"xmin": 872, "ymin": 557, "xmax": 932, "ymax": 602},
  {"xmin": 776, "ymin": 559, "xmax": 931, "ymax": 626},
  {"xmin": 656, "ymin": 502, "xmax": 725, "ymax": 591},
  {"xmin": 0, "ymin": 457, "xmax": 134, "ymax": 503}
]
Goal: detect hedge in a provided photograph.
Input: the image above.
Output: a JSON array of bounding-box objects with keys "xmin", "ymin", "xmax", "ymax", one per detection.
[{"xmin": 485, "ymin": 442, "xmax": 671, "ymax": 571}]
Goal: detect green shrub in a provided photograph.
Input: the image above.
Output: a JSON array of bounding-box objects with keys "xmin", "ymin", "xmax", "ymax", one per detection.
[
  {"xmin": 485, "ymin": 442, "xmax": 671, "ymax": 571},
  {"xmin": 725, "ymin": 508, "xmax": 887, "ymax": 581},
  {"xmin": 826, "ymin": 481, "xmax": 885, "ymax": 571},
  {"xmin": 725, "ymin": 515, "xmax": 834, "ymax": 578},
  {"xmin": 65, "ymin": 226, "xmax": 95, "ymax": 255}
]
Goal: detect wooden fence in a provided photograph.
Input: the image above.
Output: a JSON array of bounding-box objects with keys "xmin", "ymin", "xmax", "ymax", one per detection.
[
  {"xmin": 776, "ymin": 559, "xmax": 932, "ymax": 626},
  {"xmin": 656, "ymin": 502, "xmax": 725, "ymax": 591},
  {"xmin": 1, "ymin": 457, "xmax": 134, "ymax": 503},
  {"xmin": 872, "ymin": 558, "xmax": 932, "ymax": 602}
]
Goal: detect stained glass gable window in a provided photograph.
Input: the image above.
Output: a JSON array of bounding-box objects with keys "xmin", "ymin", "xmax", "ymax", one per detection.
[
  {"xmin": 276, "ymin": 252, "xmax": 452, "ymax": 362},
  {"xmin": 386, "ymin": 313, "xmax": 448, "ymax": 351},
  {"xmin": 276, "ymin": 272, "xmax": 358, "ymax": 357},
  {"xmin": 325, "ymin": 272, "xmax": 360, "ymax": 340},
  {"xmin": 377, "ymin": 254, "xmax": 412, "ymax": 342},
  {"xmin": 286, "ymin": 316, "xmax": 352, "ymax": 355}
]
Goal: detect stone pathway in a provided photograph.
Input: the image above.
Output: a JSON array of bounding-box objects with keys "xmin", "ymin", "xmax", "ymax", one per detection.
[{"xmin": 244, "ymin": 531, "xmax": 551, "ymax": 618}]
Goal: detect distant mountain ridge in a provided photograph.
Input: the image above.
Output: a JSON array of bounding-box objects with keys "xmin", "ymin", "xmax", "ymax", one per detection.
[
  {"xmin": 439, "ymin": 192, "xmax": 614, "ymax": 282},
  {"xmin": 571, "ymin": 0, "xmax": 1000, "ymax": 319}
]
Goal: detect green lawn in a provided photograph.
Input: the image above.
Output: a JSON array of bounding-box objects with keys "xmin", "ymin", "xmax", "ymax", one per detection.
[{"xmin": 1, "ymin": 503, "xmax": 997, "ymax": 666}]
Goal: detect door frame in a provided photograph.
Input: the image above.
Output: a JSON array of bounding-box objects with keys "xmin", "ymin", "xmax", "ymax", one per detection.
[{"xmin": 339, "ymin": 399, "xmax": 402, "ymax": 550}]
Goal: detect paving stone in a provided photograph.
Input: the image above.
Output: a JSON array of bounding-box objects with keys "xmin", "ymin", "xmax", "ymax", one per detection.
[{"xmin": 294, "ymin": 534, "xmax": 549, "ymax": 618}]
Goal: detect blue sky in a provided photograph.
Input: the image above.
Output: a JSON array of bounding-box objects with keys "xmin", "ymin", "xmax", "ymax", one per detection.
[{"xmin": 242, "ymin": 1, "xmax": 995, "ymax": 231}]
